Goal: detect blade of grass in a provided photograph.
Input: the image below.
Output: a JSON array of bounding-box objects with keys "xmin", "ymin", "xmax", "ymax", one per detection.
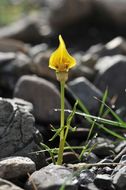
[
  {"xmin": 40, "ymin": 142, "xmax": 56, "ymax": 164},
  {"xmin": 64, "ymin": 110, "xmax": 126, "ymax": 128},
  {"xmin": 98, "ymin": 88, "xmax": 108, "ymax": 117},
  {"xmin": 94, "ymin": 97, "xmax": 125, "ymax": 125},
  {"xmin": 86, "ymin": 120, "xmax": 96, "ymax": 143},
  {"xmin": 95, "ymin": 123, "xmax": 126, "ymax": 140}
]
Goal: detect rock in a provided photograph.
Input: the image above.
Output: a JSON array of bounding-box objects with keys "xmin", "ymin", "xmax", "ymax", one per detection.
[
  {"xmin": 0, "ymin": 97, "xmax": 45, "ymax": 168},
  {"xmin": 85, "ymin": 43, "xmax": 105, "ymax": 60},
  {"xmin": 112, "ymin": 155, "xmax": 126, "ymax": 175},
  {"xmin": 83, "ymin": 37, "xmax": 126, "ymax": 68},
  {"xmin": 99, "ymin": 167, "xmax": 113, "ymax": 175},
  {"xmin": 46, "ymin": 152, "xmax": 79, "ymax": 164},
  {"xmin": 81, "ymin": 52, "xmax": 98, "ymax": 69},
  {"xmin": 114, "ymin": 142, "xmax": 126, "ymax": 162},
  {"xmin": 112, "ymin": 155, "xmax": 126, "ymax": 190},
  {"xmin": 115, "ymin": 141, "xmax": 126, "ymax": 154},
  {"xmin": 0, "ymin": 156, "xmax": 36, "ymax": 179},
  {"xmin": 0, "ymin": 178, "xmax": 24, "ymax": 190},
  {"xmin": 0, "ymin": 38, "xmax": 29, "ymax": 53},
  {"xmin": 29, "ymin": 43, "xmax": 48, "ymax": 57},
  {"xmin": 68, "ymin": 77, "xmax": 103, "ymax": 113},
  {"xmin": 105, "ymin": 37, "xmax": 126, "ymax": 55},
  {"xmin": 0, "ymin": 52, "xmax": 33, "ymax": 95},
  {"xmin": 47, "ymin": 0, "xmax": 92, "ymax": 29},
  {"xmin": 70, "ymin": 64, "xmax": 95, "ymax": 81},
  {"xmin": 98, "ymin": 158, "xmax": 113, "ymax": 164},
  {"xmin": 94, "ymin": 55, "xmax": 126, "ymax": 108},
  {"xmin": 78, "ymin": 169, "xmax": 95, "ymax": 188},
  {"xmin": 82, "ymin": 183, "xmax": 100, "ymax": 190},
  {"xmin": 0, "ymin": 16, "xmax": 43, "ymax": 44},
  {"xmin": 96, "ymin": 0, "xmax": 126, "ymax": 25},
  {"xmin": 32, "ymin": 50, "xmax": 56, "ymax": 80},
  {"xmin": 14, "ymin": 75, "xmax": 71, "ymax": 123},
  {"xmin": 94, "ymin": 174, "xmax": 114, "ymax": 190},
  {"xmin": 70, "ymin": 52, "xmax": 95, "ymax": 80},
  {"xmin": 68, "ymin": 128, "xmax": 90, "ymax": 143},
  {"xmin": 81, "ymin": 152, "xmax": 99, "ymax": 164},
  {"xmin": 112, "ymin": 166, "xmax": 126, "ymax": 189},
  {"xmin": 25, "ymin": 164, "xmax": 78, "ymax": 190},
  {"xmin": 90, "ymin": 137, "xmax": 115, "ymax": 158}
]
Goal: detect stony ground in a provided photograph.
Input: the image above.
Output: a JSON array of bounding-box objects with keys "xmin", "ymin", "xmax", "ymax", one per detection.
[{"xmin": 1, "ymin": 0, "xmax": 126, "ymax": 190}]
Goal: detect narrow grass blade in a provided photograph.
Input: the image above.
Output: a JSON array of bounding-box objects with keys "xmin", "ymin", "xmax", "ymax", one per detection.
[
  {"xmin": 94, "ymin": 96, "xmax": 125, "ymax": 125},
  {"xmin": 86, "ymin": 120, "xmax": 96, "ymax": 143},
  {"xmin": 77, "ymin": 99, "xmax": 92, "ymax": 122},
  {"xmin": 96, "ymin": 123, "xmax": 126, "ymax": 140},
  {"xmin": 64, "ymin": 110, "xmax": 125, "ymax": 128},
  {"xmin": 40, "ymin": 142, "xmax": 56, "ymax": 164},
  {"xmin": 98, "ymin": 88, "xmax": 108, "ymax": 117}
]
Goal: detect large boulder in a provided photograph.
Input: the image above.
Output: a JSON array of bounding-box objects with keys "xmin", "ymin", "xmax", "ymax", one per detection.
[
  {"xmin": 46, "ymin": 0, "xmax": 92, "ymax": 29},
  {"xmin": 0, "ymin": 16, "xmax": 43, "ymax": 44},
  {"xmin": 94, "ymin": 55, "xmax": 126, "ymax": 108},
  {"xmin": 0, "ymin": 98, "xmax": 45, "ymax": 168},
  {"xmin": 14, "ymin": 75, "xmax": 71, "ymax": 123},
  {"xmin": 67, "ymin": 77, "xmax": 102, "ymax": 113}
]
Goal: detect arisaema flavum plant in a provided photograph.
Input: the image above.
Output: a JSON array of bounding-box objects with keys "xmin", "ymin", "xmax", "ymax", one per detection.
[{"xmin": 49, "ymin": 35, "xmax": 76, "ymax": 165}]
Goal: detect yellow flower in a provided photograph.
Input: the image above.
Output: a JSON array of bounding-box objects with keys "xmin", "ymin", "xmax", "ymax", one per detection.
[{"xmin": 49, "ymin": 35, "xmax": 76, "ymax": 72}]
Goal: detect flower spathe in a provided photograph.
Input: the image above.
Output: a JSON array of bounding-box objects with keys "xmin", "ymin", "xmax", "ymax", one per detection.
[{"xmin": 49, "ymin": 35, "xmax": 76, "ymax": 72}]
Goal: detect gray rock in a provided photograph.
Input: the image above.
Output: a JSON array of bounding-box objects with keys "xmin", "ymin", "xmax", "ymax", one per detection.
[
  {"xmin": 94, "ymin": 55, "xmax": 126, "ymax": 108},
  {"xmin": 100, "ymin": 167, "xmax": 113, "ymax": 175},
  {"xmin": 0, "ymin": 38, "xmax": 29, "ymax": 53},
  {"xmin": 90, "ymin": 137, "xmax": 115, "ymax": 158},
  {"xmin": 105, "ymin": 37, "xmax": 126, "ymax": 55},
  {"xmin": 83, "ymin": 183, "xmax": 100, "ymax": 190},
  {"xmin": 82, "ymin": 37, "xmax": 126, "ymax": 69},
  {"xmin": 0, "ymin": 178, "xmax": 24, "ymax": 190},
  {"xmin": 115, "ymin": 141, "xmax": 126, "ymax": 154},
  {"xmin": 46, "ymin": 152, "xmax": 79, "ymax": 164},
  {"xmin": 47, "ymin": 0, "xmax": 92, "ymax": 29},
  {"xmin": 68, "ymin": 77, "xmax": 103, "ymax": 113},
  {"xmin": 32, "ymin": 50, "xmax": 56, "ymax": 80},
  {"xmin": 112, "ymin": 155, "xmax": 126, "ymax": 189},
  {"xmin": 0, "ymin": 97, "xmax": 45, "ymax": 168},
  {"xmin": 112, "ymin": 166, "xmax": 126, "ymax": 190},
  {"xmin": 112, "ymin": 155, "xmax": 126, "ymax": 175},
  {"xmin": 85, "ymin": 43, "xmax": 105, "ymax": 60},
  {"xmin": 0, "ymin": 156, "xmax": 36, "ymax": 179},
  {"xmin": 81, "ymin": 52, "xmax": 98, "ymax": 69},
  {"xmin": 79, "ymin": 170, "xmax": 95, "ymax": 187},
  {"xmin": 94, "ymin": 174, "xmax": 114, "ymax": 190},
  {"xmin": 114, "ymin": 146, "xmax": 126, "ymax": 163},
  {"xmin": 82, "ymin": 152, "xmax": 99, "ymax": 164},
  {"xmin": 29, "ymin": 43, "xmax": 48, "ymax": 57},
  {"xmin": 70, "ymin": 64, "xmax": 95, "ymax": 81},
  {"xmin": 0, "ymin": 16, "xmax": 43, "ymax": 44},
  {"xmin": 96, "ymin": 0, "xmax": 126, "ymax": 25},
  {"xmin": 0, "ymin": 52, "xmax": 33, "ymax": 93},
  {"xmin": 14, "ymin": 75, "xmax": 71, "ymax": 123},
  {"xmin": 26, "ymin": 164, "xmax": 78, "ymax": 190},
  {"xmin": 70, "ymin": 52, "xmax": 95, "ymax": 80}
]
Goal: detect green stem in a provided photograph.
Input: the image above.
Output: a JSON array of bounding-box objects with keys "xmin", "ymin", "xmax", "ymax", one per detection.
[{"xmin": 57, "ymin": 80, "xmax": 65, "ymax": 165}]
